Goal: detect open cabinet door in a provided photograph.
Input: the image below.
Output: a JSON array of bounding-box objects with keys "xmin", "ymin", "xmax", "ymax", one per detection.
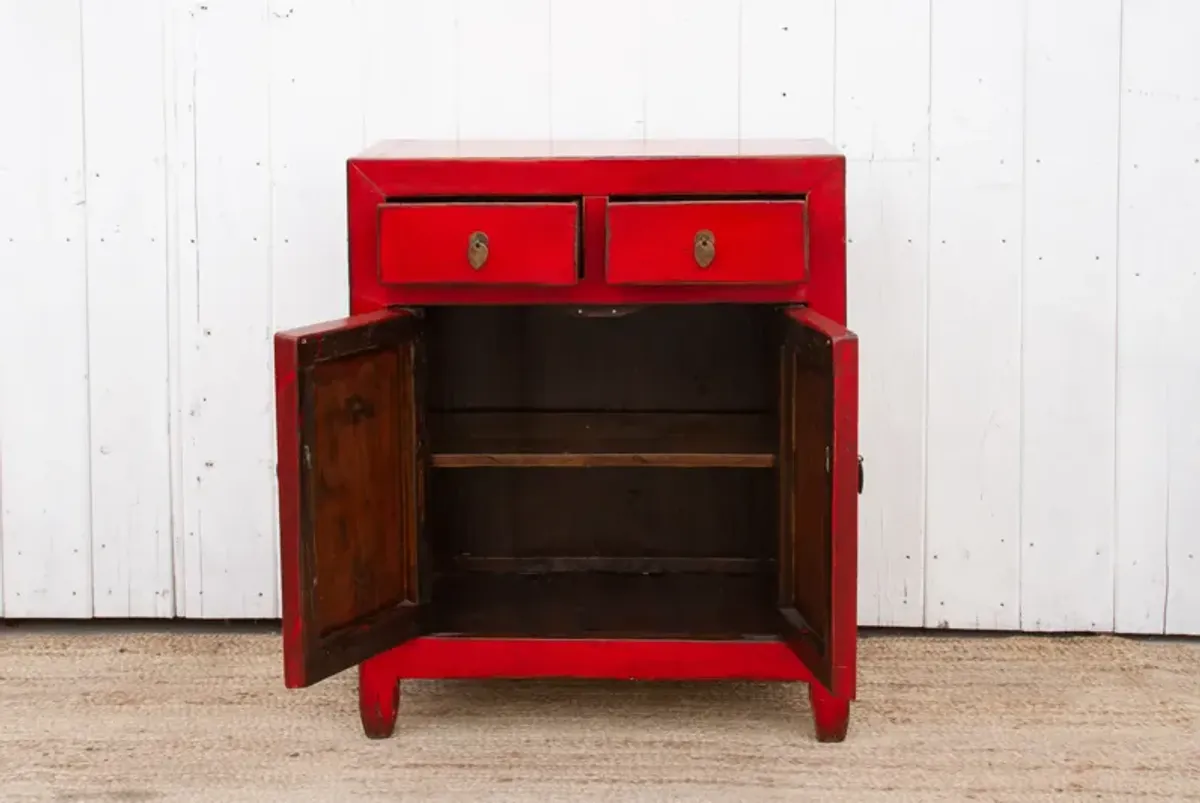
[
  {"xmin": 777, "ymin": 306, "xmax": 859, "ymax": 698},
  {"xmin": 275, "ymin": 308, "xmax": 428, "ymax": 688}
]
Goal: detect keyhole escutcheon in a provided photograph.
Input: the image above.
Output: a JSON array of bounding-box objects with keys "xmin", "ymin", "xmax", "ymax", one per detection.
[
  {"xmin": 694, "ymin": 229, "xmax": 715, "ymax": 268},
  {"xmin": 467, "ymin": 231, "xmax": 489, "ymax": 270}
]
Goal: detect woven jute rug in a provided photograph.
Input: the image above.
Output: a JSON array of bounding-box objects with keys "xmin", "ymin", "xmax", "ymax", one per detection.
[{"xmin": 0, "ymin": 626, "xmax": 1196, "ymax": 801}]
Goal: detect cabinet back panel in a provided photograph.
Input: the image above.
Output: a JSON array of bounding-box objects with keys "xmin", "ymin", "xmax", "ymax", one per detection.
[
  {"xmin": 430, "ymin": 467, "xmax": 775, "ymax": 563},
  {"xmin": 425, "ymin": 305, "xmax": 777, "ymax": 412}
]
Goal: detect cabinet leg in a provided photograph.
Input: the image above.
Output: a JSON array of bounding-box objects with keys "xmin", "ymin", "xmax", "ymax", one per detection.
[
  {"xmin": 808, "ymin": 682, "xmax": 850, "ymax": 743},
  {"xmin": 359, "ymin": 657, "xmax": 400, "ymax": 739}
]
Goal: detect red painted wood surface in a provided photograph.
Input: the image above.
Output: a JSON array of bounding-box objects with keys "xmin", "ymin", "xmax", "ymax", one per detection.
[
  {"xmin": 605, "ymin": 200, "xmax": 806, "ymax": 285},
  {"xmin": 274, "ymin": 308, "xmax": 426, "ymax": 688},
  {"xmin": 356, "ymin": 637, "xmax": 837, "ymax": 742},
  {"xmin": 369, "ymin": 637, "xmax": 813, "ymax": 681},
  {"xmin": 782, "ymin": 306, "xmax": 859, "ymax": 700},
  {"xmin": 345, "ymin": 146, "xmax": 845, "ymax": 314},
  {"xmin": 808, "ymin": 681, "xmax": 851, "ymax": 743},
  {"xmin": 274, "ymin": 325, "xmax": 304, "ymax": 686},
  {"xmin": 276, "ymin": 140, "xmax": 857, "ymax": 741},
  {"xmin": 359, "ymin": 659, "xmax": 401, "ymax": 740},
  {"xmin": 378, "ymin": 201, "xmax": 580, "ymax": 286}
]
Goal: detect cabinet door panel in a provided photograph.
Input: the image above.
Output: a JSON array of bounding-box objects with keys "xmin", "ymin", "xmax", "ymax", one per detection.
[
  {"xmin": 778, "ymin": 306, "xmax": 858, "ymax": 697},
  {"xmin": 275, "ymin": 308, "xmax": 428, "ymax": 687}
]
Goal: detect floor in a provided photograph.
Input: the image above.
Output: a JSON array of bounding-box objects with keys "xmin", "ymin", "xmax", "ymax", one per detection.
[{"xmin": 0, "ymin": 626, "xmax": 1197, "ymax": 801}]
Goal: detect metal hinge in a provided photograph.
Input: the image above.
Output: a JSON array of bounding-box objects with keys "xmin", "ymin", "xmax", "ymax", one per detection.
[{"xmin": 827, "ymin": 450, "xmax": 866, "ymax": 494}]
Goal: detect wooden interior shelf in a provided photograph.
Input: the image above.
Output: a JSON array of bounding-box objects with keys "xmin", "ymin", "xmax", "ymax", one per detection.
[
  {"xmin": 450, "ymin": 555, "xmax": 775, "ymax": 575},
  {"xmin": 428, "ymin": 411, "xmax": 776, "ymax": 468}
]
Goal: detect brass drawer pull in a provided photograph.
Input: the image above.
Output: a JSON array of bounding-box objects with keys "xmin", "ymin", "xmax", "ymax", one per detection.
[
  {"xmin": 693, "ymin": 229, "xmax": 715, "ymax": 268},
  {"xmin": 467, "ymin": 231, "xmax": 489, "ymax": 270}
]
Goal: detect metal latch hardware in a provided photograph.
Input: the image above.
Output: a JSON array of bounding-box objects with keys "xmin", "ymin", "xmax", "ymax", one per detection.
[
  {"xmin": 693, "ymin": 229, "xmax": 715, "ymax": 268},
  {"xmin": 467, "ymin": 231, "xmax": 489, "ymax": 270}
]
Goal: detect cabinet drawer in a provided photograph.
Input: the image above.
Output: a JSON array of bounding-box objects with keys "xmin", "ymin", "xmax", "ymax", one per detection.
[
  {"xmin": 605, "ymin": 200, "xmax": 807, "ymax": 285},
  {"xmin": 378, "ymin": 201, "xmax": 580, "ymax": 286}
]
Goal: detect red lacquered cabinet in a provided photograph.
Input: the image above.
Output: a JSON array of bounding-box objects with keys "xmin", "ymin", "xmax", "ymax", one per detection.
[{"xmin": 273, "ymin": 140, "xmax": 862, "ymax": 742}]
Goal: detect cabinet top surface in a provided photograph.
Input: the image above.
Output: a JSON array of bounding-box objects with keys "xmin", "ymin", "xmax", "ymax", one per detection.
[{"xmin": 355, "ymin": 138, "xmax": 840, "ymax": 161}]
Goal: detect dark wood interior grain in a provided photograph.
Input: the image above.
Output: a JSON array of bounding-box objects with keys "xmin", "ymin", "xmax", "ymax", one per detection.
[
  {"xmin": 429, "ymin": 411, "xmax": 775, "ymax": 467},
  {"xmin": 431, "ymin": 572, "xmax": 779, "ymax": 639},
  {"xmin": 451, "ymin": 556, "xmax": 774, "ymax": 575},
  {"xmin": 306, "ymin": 348, "xmax": 410, "ymax": 637},
  {"xmin": 423, "ymin": 305, "xmax": 784, "ymax": 640},
  {"xmin": 425, "ymin": 304, "xmax": 776, "ymax": 412},
  {"xmin": 784, "ymin": 331, "xmax": 833, "ymax": 651},
  {"xmin": 429, "ymin": 468, "xmax": 775, "ymax": 561}
]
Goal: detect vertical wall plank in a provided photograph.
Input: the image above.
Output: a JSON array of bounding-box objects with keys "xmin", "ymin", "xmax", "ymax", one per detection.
[
  {"xmin": 81, "ymin": 0, "xmax": 175, "ymax": 617},
  {"xmin": 925, "ymin": 0, "xmax": 1024, "ymax": 629},
  {"xmin": 270, "ymin": 0, "xmax": 361, "ymax": 332},
  {"xmin": 456, "ymin": 0, "xmax": 551, "ymax": 141},
  {"xmin": 835, "ymin": 0, "xmax": 930, "ymax": 628},
  {"xmin": 164, "ymin": 0, "xmax": 199, "ymax": 616},
  {"xmin": 835, "ymin": 0, "xmax": 929, "ymax": 162},
  {"xmin": 740, "ymin": 0, "xmax": 835, "ymax": 140},
  {"xmin": 550, "ymin": 0, "xmax": 644, "ymax": 141},
  {"xmin": 645, "ymin": 0, "xmax": 739, "ymax": 140},
  {"xmin": 362, "ymin": 0, "xmax": 456, "ymax": 143},
  {"xmin": 0, "ymin": 1, "xmax": 93, "ymax": 618},
  {"xmin": 1019, "ymin": 0, "xmax": 1120, "ymax": 632},
  {"xmin": 180, "ymin": 0, "xmax": 276, "ymax": 618},
  {"xmin": 1113, "ymin": 0, "xmax": 1170, "ymax": 634},
  {"xmin": 1117, "ymin": 0, "xmax": 1200, "ymax": 636}
]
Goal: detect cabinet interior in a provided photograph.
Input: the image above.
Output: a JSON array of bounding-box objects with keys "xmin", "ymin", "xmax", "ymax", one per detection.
[{"xmin": 425, "ymin": 304, "xmax": 783, "ymax": 639}]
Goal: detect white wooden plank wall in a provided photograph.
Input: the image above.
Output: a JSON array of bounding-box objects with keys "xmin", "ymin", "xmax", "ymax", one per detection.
[
  {"xmin": 837, "ymin": 0, "xmax": 929, "ymax": 627},
  {"xmin": 1116, "ymin": 0, "xmax": 1200, "ymax": 636},
  {"xmin": 1020, "ymin": 0, "xmax": 1121, "ymax": 632},
  {"xmin": 0, "ymin": 2, "xmax": 92, "ymax": 618},
  {"xmin": 81, "ymin": 0, "xmax": 175, "ymax": 617},
  {"xmin": 0, "ymin": 0, "xmax": 1198, "ymax": 634},
  {"xmin": 925, "ymin": 0, "xmax": 1025, "ymax": 630}
]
